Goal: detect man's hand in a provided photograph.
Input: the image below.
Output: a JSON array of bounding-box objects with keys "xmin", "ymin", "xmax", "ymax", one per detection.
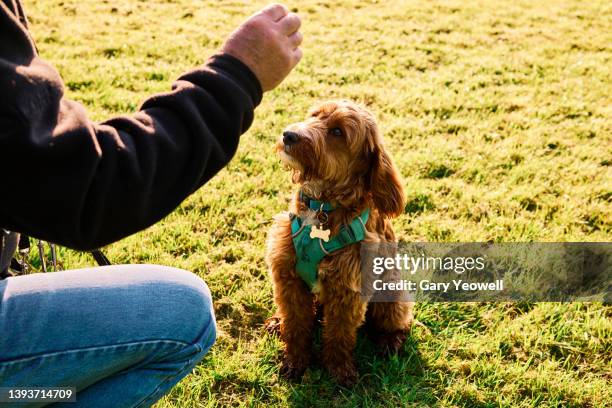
[{"xmin": 222, "ymin": 4, "xmax": 302, "ymax": 92}]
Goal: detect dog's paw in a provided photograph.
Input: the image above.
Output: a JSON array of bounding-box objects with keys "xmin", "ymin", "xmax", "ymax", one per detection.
[
  {"xmin": 327, "ymin": 361, "xmax": 359, "ymax": 387},
  {"xmin": 264, "ymin": 315, "xmax": 282, "ymax": 336},
  {"xmin": 374, "ymin": 330, "xmax": 407, "ymax": 356},
  {"xmin": 280, "ymin": 357, "xmax": 308, "ymax": 380}
]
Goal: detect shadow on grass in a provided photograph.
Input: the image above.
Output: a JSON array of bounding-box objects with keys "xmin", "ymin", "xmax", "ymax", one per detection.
[{"xmin": 281, "ymin": 324, "xmax": 437, "ymax": 408}]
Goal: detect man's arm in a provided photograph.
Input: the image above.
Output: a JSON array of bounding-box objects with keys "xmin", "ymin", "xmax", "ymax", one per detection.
[{"xmin": 0, "ymin": 3, "xmax": 301, "ymax": 250}]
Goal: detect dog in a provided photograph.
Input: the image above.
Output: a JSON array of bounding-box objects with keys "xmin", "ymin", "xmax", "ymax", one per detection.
[{"xmin": 265, "ymin": 100, "xmax": 413, "ymax": 386}]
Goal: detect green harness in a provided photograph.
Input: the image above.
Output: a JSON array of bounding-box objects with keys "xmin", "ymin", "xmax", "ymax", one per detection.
[{"xmin": 290, "ymin": 194, "xmax": 370, "ymax": 290}]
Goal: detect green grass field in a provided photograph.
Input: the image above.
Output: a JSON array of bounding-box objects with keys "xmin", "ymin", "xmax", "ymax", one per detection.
[{"xmin": 26, "ymin": 0, "xmax": 611, "ymax": 406}]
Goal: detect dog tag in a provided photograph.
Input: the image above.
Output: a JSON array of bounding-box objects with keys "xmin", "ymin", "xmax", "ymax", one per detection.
[
  {"xmin": 317, "ymin": 211, "xmax": 328, "ymax": 225},
  {"xmin": 310, "ymin": 225, "xmax": 331, "ymax": 242}
]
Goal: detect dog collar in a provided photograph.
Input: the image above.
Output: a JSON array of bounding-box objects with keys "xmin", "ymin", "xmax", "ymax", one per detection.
[
  {"xmin": 290, "ymin": 208, "xmax": 370, "ymax": 290},
  {"xmin": 299, "ymin": 191, "xmax": 335, "ymax": 212}
]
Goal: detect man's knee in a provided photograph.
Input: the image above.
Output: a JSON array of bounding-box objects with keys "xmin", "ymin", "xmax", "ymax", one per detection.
[
  {"xmin": 177, "ymin": 272, "xmax": 217, "ymax": 352},
  {"xmin": 153, "ymin": 267, "xmax": 217, "ymax": 349},
  {"xmin": 101, "ymin": 264, "xmax": 217, "ymax": 349}
]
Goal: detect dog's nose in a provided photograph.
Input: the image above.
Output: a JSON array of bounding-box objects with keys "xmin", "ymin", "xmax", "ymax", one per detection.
[{"xmin": 283, "ymin": 131, "xmax": 299, "ymax": 146}]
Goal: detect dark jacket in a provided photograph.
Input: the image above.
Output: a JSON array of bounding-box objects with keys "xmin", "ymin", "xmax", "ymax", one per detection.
[{"xmin": 0, "ymin": 0, "xmax": 262, "ymax": 250}]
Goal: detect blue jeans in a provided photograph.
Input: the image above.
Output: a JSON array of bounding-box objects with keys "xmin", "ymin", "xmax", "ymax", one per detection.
[{"xmin": 0, "ymin": 265, "xmax": 217, "ymax": 407}]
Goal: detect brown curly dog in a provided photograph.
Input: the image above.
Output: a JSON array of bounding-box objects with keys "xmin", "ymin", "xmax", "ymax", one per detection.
[{"xmin": 265, "ymin": 100, "xmax": 413, "ymax": 386}]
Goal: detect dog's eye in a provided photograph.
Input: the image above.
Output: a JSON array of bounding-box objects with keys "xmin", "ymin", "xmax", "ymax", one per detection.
[{"xmin": 329, "ymin": 127, "xmax": 343, "ymax": 137}]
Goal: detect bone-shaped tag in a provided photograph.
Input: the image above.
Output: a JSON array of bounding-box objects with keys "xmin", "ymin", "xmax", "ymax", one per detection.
[{"xmin": 310, "ymin": 225, "xmax": 331, "ymax": 242}]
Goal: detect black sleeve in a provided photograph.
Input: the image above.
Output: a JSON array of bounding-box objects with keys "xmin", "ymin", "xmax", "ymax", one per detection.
[{"xmin": 0, "ymin": 2, "xmax": 263, "ymax": 250}]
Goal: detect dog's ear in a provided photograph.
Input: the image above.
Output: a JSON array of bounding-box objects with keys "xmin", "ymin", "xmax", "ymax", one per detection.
[{"xmin": 367, "ymin": 143, "xmax": 406, "ymax": 218}]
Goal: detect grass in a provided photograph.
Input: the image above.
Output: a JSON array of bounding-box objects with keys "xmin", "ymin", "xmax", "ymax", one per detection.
[{"xmin": 24, "ymin": 0, "xmax": 611, "ymax": 406}]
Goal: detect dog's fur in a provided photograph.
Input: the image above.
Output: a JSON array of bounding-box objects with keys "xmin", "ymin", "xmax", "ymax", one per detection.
[{"xmin": 265, "ymin": 100, "xmax": 413, "ymax": 386}]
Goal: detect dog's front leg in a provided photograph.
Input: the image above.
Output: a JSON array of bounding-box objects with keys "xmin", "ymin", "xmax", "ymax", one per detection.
[
  {"xmin": 275, "ymin": 276, "xmax": 315, "ymax": 379},
  {"xmin": 266, "ymin": 214, "xmax": 316, "ymax": 379},
  {"xmin": 320, "ymin": 285, "xmax": 367, "ymax": 386}
]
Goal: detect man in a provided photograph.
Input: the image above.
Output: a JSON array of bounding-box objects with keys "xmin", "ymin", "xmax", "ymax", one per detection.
[{"xmin": 0, "ymin": 1, "xmax": 302, "ymax": 406}]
